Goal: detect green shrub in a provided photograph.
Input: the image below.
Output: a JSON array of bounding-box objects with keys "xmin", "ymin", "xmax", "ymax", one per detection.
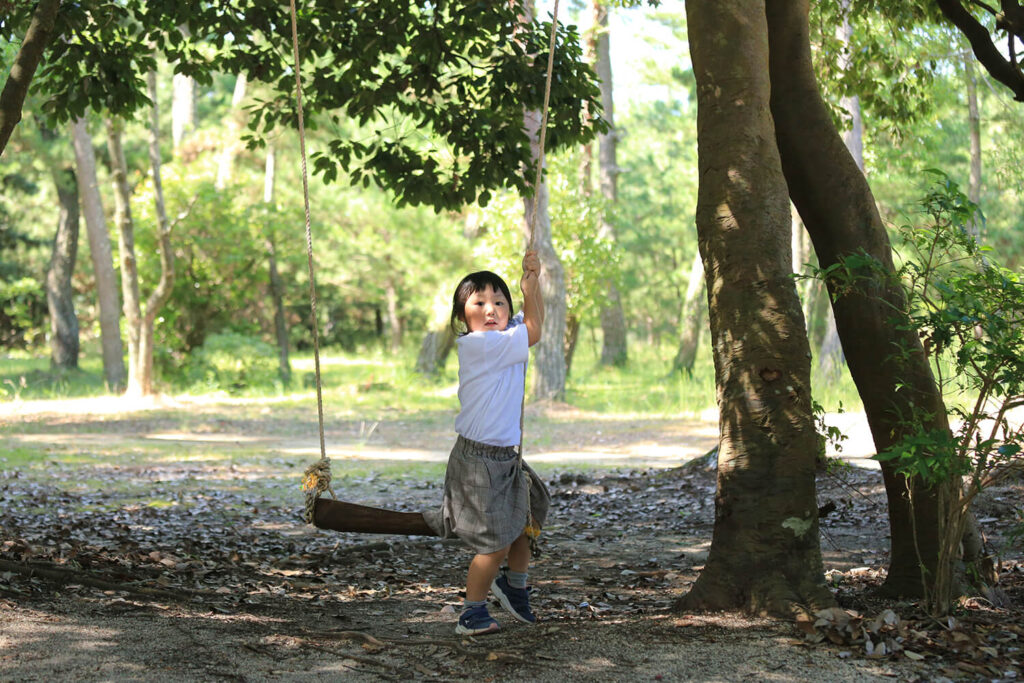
[{"xmin": 182, "ymin": 332, "xmax": 280, "ymax": 394}]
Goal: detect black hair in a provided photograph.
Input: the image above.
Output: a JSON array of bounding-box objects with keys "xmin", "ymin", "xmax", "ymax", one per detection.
[{"xmin": 450, "ymin": 270, "xmax": 515, "ymax": 335}]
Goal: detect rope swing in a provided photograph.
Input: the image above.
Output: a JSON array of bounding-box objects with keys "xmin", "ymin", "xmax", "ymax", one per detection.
[{"xmin": 296, "ymin": 1, "xmax": 562, "ymax": 536}]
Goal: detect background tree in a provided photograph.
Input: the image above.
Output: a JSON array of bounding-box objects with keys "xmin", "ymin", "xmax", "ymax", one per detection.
[
  {"xmin": 591, "ymin": 0, "xmax": 628, "ymax": 367},
  {"xmin": 70, "ymin": 116, "xmax": 125, "ymax": 390},
  {"xmin": 40, "ymin": 122, "xmax": 80, "ymax": 369}
]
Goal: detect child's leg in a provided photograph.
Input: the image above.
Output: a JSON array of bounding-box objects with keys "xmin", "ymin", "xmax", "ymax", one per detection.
[
  {"xmin": 506, "ymin": 532, "xmax": 530, "ymax": 573},
  {"xmin": 490, "ymin": 532, "xmax": 535, "ymax": 623},
  {"xmin": 465, "ymin": 546, "xmax": 510, "ymax": 601}
]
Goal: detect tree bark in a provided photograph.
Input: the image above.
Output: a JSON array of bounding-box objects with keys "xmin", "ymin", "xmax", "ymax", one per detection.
[
  {"xmin": 171, "ymin": 29, "xmax": 197, "ymax": 151},
  {"xmin": 766, "ymin": 0, "xmax": 955, "ymax": 598},
  {"xmin": 139, "ymin": 70, "xmax": 176, "ymax": 396},
  {"xmin": 676, "ymin": 0, "xmax": 833, "ymax": 617},
  {"xmin": 564, "ymin": 313, "xmax": 581, "ymax": 378},
  {"xmin": 0, "ymin": 0, "xmax": 61, "ymax": 155},
  {"xmin": 671, "ymin": 249, "xmax": 705, "ymax": 375},
  {"xmin": 516, "ymin": 0, "xmax": 567, "ymax": 401},
  {"xmin": 965, "ymin": 50, "xmax": 982, "ymax": 238},
  {"xmin": 593, "ymin": 0, "xmax": 628, "ymax": 367},
  {"xmin": 46, "ymin": 164, "xmax": 80, "ymax": 370},
  {"xmin": 263, "ymin": 145, "xmax": 291, "ymax": 386},
  {"xmin": 106, "ymin": 117, "xmax": 143, "ymax": 392},
  {"xmin": 415, "ymin": 326, "xmax": 456, "ymax": 377},
  {"xmin": 522, "ymin": 173, "xmax": 567, "ymax": 401},
  {"xmin": 70, "ymin": 116, "xmax": 126, "ymax": 391}
]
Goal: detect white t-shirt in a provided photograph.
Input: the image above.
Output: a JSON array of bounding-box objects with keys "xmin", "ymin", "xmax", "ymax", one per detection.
[{"xmin": 454, "ymin": 312, "xmax": 529, "ymax": 447}]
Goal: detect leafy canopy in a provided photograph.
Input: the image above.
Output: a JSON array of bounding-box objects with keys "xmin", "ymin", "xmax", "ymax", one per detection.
[{"xmin": 3, "ymin": 0, "xmax": 606, "ymax": 212}]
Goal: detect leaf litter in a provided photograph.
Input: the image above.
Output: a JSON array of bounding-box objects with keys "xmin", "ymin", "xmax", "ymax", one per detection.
[{"xmin": 1, "ymin": 418, "xmax": 1023, "ymax": 680}]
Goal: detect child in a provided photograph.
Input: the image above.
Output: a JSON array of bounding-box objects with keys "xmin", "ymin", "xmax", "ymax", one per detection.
[{"xmin": 423, "ymin": 250, "xmax": 551, "ymax": 635}]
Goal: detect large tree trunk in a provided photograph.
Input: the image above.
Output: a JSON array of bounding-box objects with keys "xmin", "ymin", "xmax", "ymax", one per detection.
[
  {"xmin": 70, "ymin": 116, "xmax": 126, "ymax": 391},
  {"xmin": 46, "ymin": 164, "xmax": 80, "ymax": 370},
  {"xmin": 766, "ymin": 0, "xmax": 956, "ymax": 598},
  {"xmin": 263, "ymin": 145, "xmax": 291, "ymax": 386},
  {"xmin": 0, "ymin": 0, "xmax": 61, "ymax": 155},
  {"xmin": 106, "ymin": 117, "xmax": 143, "ymax": 392},
  {"xmin": 593, "ymin": 0, "xmax": 628, "ymax": 367},
  {"xmin": 676, "ymin": 0, "xmax": 833, "ymax": 617},
  {"xmin": 671, "ymin": 249, "xmax": 705, "ymax": 375}
]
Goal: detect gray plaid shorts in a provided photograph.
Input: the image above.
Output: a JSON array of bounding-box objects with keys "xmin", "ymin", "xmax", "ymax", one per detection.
[{"xmin": 423, "ymin": 435, "xmax": 550, "ymax": 554}]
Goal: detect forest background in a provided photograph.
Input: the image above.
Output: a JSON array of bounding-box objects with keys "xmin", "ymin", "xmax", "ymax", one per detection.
[{"xmin": 2, "ymin": 2, "xmax": 1023, "ymax": 413}]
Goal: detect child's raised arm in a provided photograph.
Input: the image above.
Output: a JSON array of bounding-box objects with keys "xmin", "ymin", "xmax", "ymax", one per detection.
[{"xmin": 521, "ymin": 250, "xmax": 544, "ymax": 347}]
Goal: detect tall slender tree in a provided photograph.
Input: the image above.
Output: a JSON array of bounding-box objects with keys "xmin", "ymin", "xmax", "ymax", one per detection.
[
  {"xmin": 70, "ymin": 116, "xmax": 125, "ymax": 390},
  {"xmin": 593, "ymin": 0, "xmax": 628, "ymax": 367},
  {"xmin": 263, "ymin": 144, "xmax": 291, "ymax": 386},
  {"xmin": 43, "ymin": 136, "xmax": 80, "ymax": 370}
]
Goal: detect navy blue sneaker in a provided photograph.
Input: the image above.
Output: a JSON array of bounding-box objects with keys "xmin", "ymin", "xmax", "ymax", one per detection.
[
  {"xmin": 491, "ymin": 572, "xmax": 536, "ymax": 624},
  {"xmin": 455, "ymin": 604, "xmax": 500, "ymax": 635}
]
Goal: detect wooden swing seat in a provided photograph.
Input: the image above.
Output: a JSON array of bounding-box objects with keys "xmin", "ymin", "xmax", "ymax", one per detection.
[{"xmin": 312, "ymin": 498, "xmax": 437, "ymax": 536}]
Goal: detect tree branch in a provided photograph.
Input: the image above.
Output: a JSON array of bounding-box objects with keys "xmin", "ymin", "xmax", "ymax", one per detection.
[
  {"xmin": 0, "ymin": 0, "xmax": 62, "ymax": 154},
  {"xmin": 935, "ymin": 0, "xmax": 1024, "ymax": 101}
]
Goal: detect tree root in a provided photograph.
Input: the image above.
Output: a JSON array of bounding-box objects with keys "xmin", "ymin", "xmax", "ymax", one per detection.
[{"xmin": 0, "ymin": 557, "xmax": 209, "ymax": 603}]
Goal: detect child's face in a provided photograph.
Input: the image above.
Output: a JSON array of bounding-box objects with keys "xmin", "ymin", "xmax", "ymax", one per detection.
[{"xmin": 462, "ymin": 284, "xmax": 510, "ymax": 333}]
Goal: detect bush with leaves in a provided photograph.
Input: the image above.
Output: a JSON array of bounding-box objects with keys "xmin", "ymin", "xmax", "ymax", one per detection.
[
  {"xmin": 179, "ymin": 332, "xmax": 280, "ymax": 395},
  {"xmin": 817, "ymin": 171, "xmax": 1024, "ymax": 615}
]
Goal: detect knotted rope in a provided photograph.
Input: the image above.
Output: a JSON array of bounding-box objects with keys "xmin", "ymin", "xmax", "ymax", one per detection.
[{"xmin": 287, "ymin": 0, "xmax": 334, "ymax": 523}]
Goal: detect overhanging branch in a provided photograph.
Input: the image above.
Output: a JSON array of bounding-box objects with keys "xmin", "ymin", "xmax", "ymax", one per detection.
[
  {"xmin": 935, "ymin": 0, "xmax": 1024, "ymax": 101},
  {"xmin": 0, "ymin": 0, "xmax": 62, "ymax": 154}
]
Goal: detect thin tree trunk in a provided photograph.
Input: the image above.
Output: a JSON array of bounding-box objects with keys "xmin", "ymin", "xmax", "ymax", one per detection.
[
  {"xmin": 215, "ymin": 73, "xmax": 248, "ymax": 189},
  {"xmin": 965, "ymin": 50, "xmax": 982, "ymax": 238},
  {"xmin": 593, "ymin": 0, "xmax": 628, "ymax": 367},
  {"xmin": 676, "ymin": 0, "xmax": 833, "ymax": 616},
  {"xmin": 671, "ymin": 249, "xmax": 705, "ymax": 375},
  {"xmin": 70, "ymin": 116, "xmax": 125, "ymax": 391},
  {"xmin": 46, "ymin": 164, "xmax": 80, "ymax": 369},
  {"xmin": 564, "ymin": 313, "xmax": 581, "ymax": 377},
  {"xmin": 385, "ymin": 272, "xmax": 402, "ymax": 352},
  {"xmin": 139, "ymin": 70, "xmax": 176, "ymax": 397},
  {"xmin": 814, "ymin": 0, "xmax": 859, "ymax": 379},
  {"xmin": 415, "ymin": 326, "xmax": 456, "ymax": 376},
  {"xmin": 171, "ymin": 29, "xmax": 196, "ymax": 152},
  {"xmin": 766, "ymin": 0, "xmax": 956, "ymax": 598},
  {"xmin": 522, "ymin": 170, "xmax": 567, "ymax": 401},
  {"xmin": 0, "ymin": 0, "xmax": 61, "ymax": 155},
  {"xmin": 106, "ymin": 117, "xmax": 143, "ymax": 392},
  {"xmin": 263, "ymin": 145, "xmax": 291, "ymax": 386}
]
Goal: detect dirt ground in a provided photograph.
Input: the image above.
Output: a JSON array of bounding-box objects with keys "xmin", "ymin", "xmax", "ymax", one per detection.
[{"xmin": 1, "ymin": 397, "xmax": 1023, "ymax": 682}]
